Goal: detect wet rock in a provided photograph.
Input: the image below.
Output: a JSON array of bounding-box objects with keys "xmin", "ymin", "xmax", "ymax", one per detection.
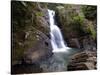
[{"xmin": 67, "ymin": 50, "xmax": 97, "ymax": 71}]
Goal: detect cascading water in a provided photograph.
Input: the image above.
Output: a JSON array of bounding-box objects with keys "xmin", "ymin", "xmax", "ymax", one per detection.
[
  {"xmin": 48, "ymin": 9, "xmax": 69, "ymax": 52},
  {"xmin": 40, "ymin": 9, "xmax": 80, "ymax": 72}
]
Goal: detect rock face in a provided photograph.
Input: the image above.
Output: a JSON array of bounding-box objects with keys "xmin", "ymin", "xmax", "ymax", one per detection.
[
  {"xmin": 11, "ymin": 1, "xmax": 52, "ymax": 74},
  {"xmin": 67, "ymin": 50, "xmax": 97, "ymax": 71},
  {"xmin": 55, "ymin": 5, "xmax": 97, "ymax": 51},
  {"xmin": 67, "ymin": 38, "xmax": 81, "ymax": 48}
]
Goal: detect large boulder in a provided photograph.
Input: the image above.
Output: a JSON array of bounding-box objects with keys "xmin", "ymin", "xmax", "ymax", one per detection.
[
  {"xmin": 67, "ymin": 50, "xmax": 97, "ymax": 71},
  {"xmin": 23, "ymin": 28, "xmax": 52, "ymax": 63}
]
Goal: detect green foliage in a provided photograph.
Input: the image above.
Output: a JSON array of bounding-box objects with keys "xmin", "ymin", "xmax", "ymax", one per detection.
[
  {"xmin": 82, "ymin": 5, "xmax": 97, "ymax": 20},
  {"xmin": 73, "ymin": 15, "xmax": 84, "ymax": 24},
  {"xmin": 40, "ymin": 3, "xmax": 48, "ymax": 8},
  {"xmin": 36, "ymin": 12, "xmax": 44, "ymax": 16},
  {"xmin": 64, "ymin": 4, "xmax": 73, "ymax": 9},
  {"xmin": 71, "ymin": 15, "xmax": 86, "ymax": 36},
  {"xmin": 56, "ymin": 5, "xmax": 91, "ymax": 37},
  {"xmin": 87, "ymin": 22, "xmax": 96, "ymax": 39}
]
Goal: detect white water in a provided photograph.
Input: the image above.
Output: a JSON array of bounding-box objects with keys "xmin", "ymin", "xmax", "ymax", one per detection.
[{"xmin": 48, "ymin": 9, "xmax": 70, "ymax": 52}]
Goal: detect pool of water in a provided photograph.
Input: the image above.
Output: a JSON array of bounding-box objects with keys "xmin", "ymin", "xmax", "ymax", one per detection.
[{"xmin": 40, "ymin": 48, "xmax": 81, "ymax": 72}]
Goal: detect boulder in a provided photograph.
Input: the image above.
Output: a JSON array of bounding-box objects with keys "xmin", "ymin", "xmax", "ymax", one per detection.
[
  {"xmin": 67, "ymin": 50, "xmax": 97, "ymax": 71},
  {"xmin": 67, "ymin": 38, "xmax": 80, "ymax": 48},
  {"xmin": 23, "ymin": 28, "xmax": 52, "ymax": 63}
]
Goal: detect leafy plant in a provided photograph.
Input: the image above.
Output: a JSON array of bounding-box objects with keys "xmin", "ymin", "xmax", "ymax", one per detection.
[
  {"xmin": 73, "ymin": 15, "xmax": 84, "ymax": 24},
  {"xmin": 82, "ymin": 6, "xmax": 97, "ymax": 20},
  {"xmin": 87, "ymin": 22, "xmax": 96, "ymax": 39},
  {"xmin": 36, "ymin": 12, "xmax": 44, "ymax": 16}
]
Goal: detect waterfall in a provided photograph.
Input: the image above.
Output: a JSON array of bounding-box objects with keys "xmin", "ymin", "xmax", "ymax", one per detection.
[{"xmin": 48, "ymin": 9, "xmax": 69, "ymax": 52}]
